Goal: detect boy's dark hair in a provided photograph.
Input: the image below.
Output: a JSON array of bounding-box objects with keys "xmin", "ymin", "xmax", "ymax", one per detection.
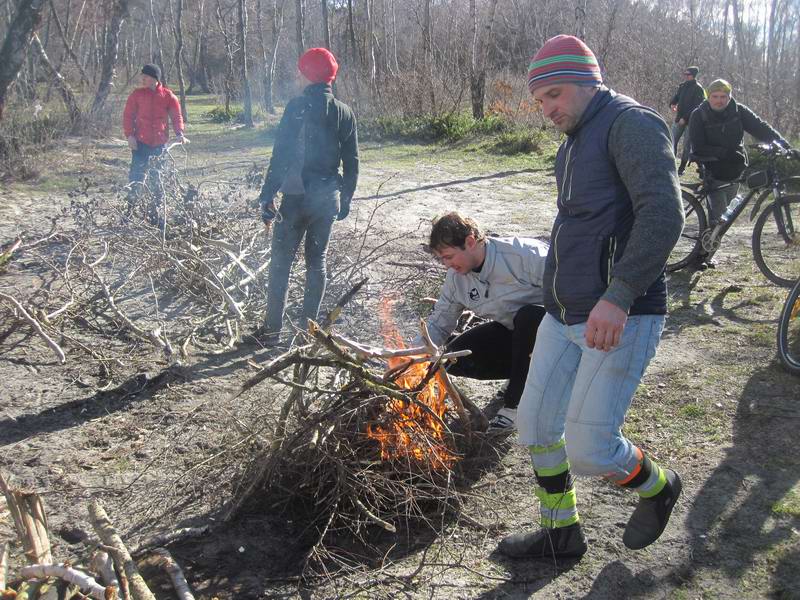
[{"xmin": 428, "ymin": 212, "xmax": 485, "ymax": 252}]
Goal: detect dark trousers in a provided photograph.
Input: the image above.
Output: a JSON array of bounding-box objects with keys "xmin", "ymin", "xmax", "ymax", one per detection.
[
  {"xmin": 446, "ymin": 304, "xmax": 546, "ymax": 409},
  {"xmin": 265, "ymin": 188, "xmax": 339, "ymax": 335},
  {"xmin": 128, "ymin": 142, "xmax": 164, "ymax": 183}
]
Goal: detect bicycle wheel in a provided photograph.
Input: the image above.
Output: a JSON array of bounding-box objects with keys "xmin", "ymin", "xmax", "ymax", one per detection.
[
  {"xmin": 752, "ymin": 195, "xmax": 800, "ymax": 287},
  {"xmin": 667, "ymin": 190, "xmax": 707, "ymax": 272},
  {"xmin": 777, "ymin": 276, "xmax": 800, "ymax": 375}
]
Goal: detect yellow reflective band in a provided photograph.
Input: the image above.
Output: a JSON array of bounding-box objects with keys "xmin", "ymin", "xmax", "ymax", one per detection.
[
  {"xmin": 535, "ymin": 487, "xmax": 577, "ymax": 510},
  {"xmin": 541, "ymin": 514, "xmax": 580, "ymax": 529},
  {"xmin": 528, "ymin": 439, "xmax": 566, "ymax": 455},
  {"xmin": 639, "ymin": 468, "xmax": 667, "ymax": 498}
]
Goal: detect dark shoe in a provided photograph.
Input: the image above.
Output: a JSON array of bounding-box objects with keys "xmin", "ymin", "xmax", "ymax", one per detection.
[
  {"xmin": 498, "ymin": 522, "xmax": 587, "ymax": 559},
  {"xmin": 247, "ymin": 326, "xmax": 281, "ymax": 348},
  {"xmin": 623, "ymin": 469, "xmax": 682, "ymax": 550}
]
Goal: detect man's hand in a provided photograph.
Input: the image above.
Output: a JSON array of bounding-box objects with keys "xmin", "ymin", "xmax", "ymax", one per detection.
[
  {"xmin": 670, "ymin": 104, "xmax": 677, "ymax": 112},
  {"xmin": 127, "ymin": 135, "xmax": 138, "ymax": 151},
  {"xmin": 584, "ymin": 299, "xmax": 628, "ymax": 352}
]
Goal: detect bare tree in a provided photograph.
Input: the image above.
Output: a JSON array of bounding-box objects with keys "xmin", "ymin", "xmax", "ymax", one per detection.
[
  {"xmin": 0, "ymin": 0, "xmax": 46, "ymax": 120},
  {"xmin": 171, "ymin": 0, "xmax": 187, "ymax": 122},
  {"xmin": 31, "ymin": 33, "xmax": 82, "ymax": 125},
  {"xmin": 149, "ymin": 0, "xmax": 166, "ymax": 84},
  {"xmin": 294, "ymin": 0, "xmax": 304, "ymax": 56},
  {"xmin": 238, "ymin": 0, "xmax": 253, "ymax": 126},
  {"xmin": 256, "ymin": 0, "xmax": 285, "ymax": 114},
  {"xmin": 321, "ymin": 0, "xmax": 330, "ymax": 49},
  {"xmin": 469, "ymin": 0, "xmax": 499, "ymax": 119},
  {"xmin": 90, "ymin": 0, "xmax": 130, "ymax": 115}
]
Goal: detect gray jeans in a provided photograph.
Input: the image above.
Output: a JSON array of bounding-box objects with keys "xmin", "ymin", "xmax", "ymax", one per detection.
[
  {"xmin": 264, "ymin": 184, "xmax": 340, "ymax": 335},
  {"xmin": 706, "ymin": 177, "xmax": 739, "ymax": 228},
  {"xmin": 671, "ymin": 121, "xmax": 691, "ymax": 172}
]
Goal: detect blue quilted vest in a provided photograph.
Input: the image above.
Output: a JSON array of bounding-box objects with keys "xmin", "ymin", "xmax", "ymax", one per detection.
[{"xmin": 543, "ymin": 89, "xmax": 668, "ymax": 325}]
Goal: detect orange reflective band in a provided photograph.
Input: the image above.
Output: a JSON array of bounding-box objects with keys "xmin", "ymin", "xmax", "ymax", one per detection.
[{"xmin": 615, "ymin": 447, "xmax": 644, "ymax": 486}]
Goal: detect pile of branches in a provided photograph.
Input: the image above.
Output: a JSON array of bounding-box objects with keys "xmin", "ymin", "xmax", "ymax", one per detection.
[
  {"xmin": 228, "ymin": 311, "xmax": 491, "ymax": 577},
  {"xmin": 0, "ymin": 160, "xmax": 410, "ymax": 386},
  {"xmin": 0, "ymin": 471, "xmax": 204, "ymax": 600}
]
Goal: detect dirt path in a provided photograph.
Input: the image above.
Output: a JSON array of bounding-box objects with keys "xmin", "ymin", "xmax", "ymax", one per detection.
[{"xmin": 1, "ymin": 132, "xmax": 799, "ymax": 599}]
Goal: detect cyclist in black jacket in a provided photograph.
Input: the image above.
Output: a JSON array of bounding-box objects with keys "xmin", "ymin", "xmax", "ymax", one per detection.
[
  {"xmin": 669, "ymin": 66, "xmax": 705, "ymax": 175},
  {"xmin": 688, "ymin": 78, "xmax": 792, "ymax": 266}
]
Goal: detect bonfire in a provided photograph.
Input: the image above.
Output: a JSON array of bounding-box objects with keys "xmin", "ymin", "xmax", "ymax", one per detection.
[{"xmin": 227, "ymin": 287, "xmax": 489, "ymax": 576}]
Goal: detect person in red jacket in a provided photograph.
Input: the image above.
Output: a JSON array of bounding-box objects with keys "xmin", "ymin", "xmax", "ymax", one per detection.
[{"xmin": 122, "ymin": 64, "xmax": 185, "ymax": 186}]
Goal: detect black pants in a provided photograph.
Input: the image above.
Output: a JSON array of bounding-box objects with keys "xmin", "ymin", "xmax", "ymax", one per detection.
[{"xmin": 446, "ymin": 304, "xmax": 546, "ymax": 409}]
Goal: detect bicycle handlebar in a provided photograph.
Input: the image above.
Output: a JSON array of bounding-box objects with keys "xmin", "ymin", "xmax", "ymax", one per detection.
[
  {"xmin": 748, "ymin": 141, "xmax": 798, "ymax": 159},
  {"xmin": 165, "ymin": 136, "xmax": 190, "ymax": 152}
]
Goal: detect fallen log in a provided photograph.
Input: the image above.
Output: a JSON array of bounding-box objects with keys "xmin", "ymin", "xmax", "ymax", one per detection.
[
  {"xmin": 88, "ymin": 499, "xmax": 155, "ymax": 600},
  {"xmin": 19, "ymin": 564, "xmax": 114, "ymax": 600}
]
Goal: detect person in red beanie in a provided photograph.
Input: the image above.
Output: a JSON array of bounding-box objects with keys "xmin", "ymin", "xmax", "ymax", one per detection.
[
  {"xmin": 255, "ymin": 48, "xmax": 359, "ymax": 345},
  {"xmin": 498, "ymin": 34, "xmax": 684, "ymax": 561}
]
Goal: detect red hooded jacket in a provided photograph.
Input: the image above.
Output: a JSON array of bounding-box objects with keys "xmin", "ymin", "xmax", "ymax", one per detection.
[{"xmin": 122, "ymin": 83, "xmax": 184, "ymax": 146}]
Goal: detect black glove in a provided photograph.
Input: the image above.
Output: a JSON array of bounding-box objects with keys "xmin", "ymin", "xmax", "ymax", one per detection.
[
  {"xmin": 337, "ymin": 199, "xmax": 350, "ymax": 221},
  {"xmin": 260, "ymin": 197, "xmax": 278, "ymax": 225},
  {"xmin": 789, "ymin": 148, "xmax": 800, "ymax": 161}
]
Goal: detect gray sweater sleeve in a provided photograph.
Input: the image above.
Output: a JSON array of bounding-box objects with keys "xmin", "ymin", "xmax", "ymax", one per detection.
[{"xmin": 604, "ymin": 108, "xmax": 684, "ymax": 312}]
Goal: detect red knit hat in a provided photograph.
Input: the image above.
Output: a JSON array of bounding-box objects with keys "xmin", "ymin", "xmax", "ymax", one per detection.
[
  {"xmin": 527, "ymin": 35, "xmax": 602, "ymax": 94},
  {"xmin": 298, "ymin": 48, "xmax": 339, "ymax": 84}
]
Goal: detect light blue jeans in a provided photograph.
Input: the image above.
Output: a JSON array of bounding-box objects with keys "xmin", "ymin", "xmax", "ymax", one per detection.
[{"xmin": 517, "ymin": 313, "xmax": 665, "ymax": 479}]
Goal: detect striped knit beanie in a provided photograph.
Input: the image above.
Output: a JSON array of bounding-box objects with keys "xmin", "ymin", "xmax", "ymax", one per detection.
[{"xmin": 527, "ymin": 35, "xmax": 602, "ymax": 94}]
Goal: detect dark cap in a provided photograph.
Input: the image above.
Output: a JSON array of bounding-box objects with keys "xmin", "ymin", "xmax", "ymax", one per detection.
[
  {"xmin": 684, "ymin": 66, "xmax": 699, "ymax": 77},
  {"xmin": 141, "ymin": 64, "xmax": 161, "ymax": 81}
]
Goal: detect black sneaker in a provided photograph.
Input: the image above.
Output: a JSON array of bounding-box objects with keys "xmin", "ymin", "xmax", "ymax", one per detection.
[
  {"xmin": 498, "ymin": 522, "xmax": 587, "ymax": 559},
  {"xmin": 623, "ymin": 469, "xmax": 682, "ymax": 550}
]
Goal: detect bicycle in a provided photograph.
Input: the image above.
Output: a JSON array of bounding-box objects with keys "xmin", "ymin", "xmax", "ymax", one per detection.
[
  {"xmin": 124, "ymin": 138, "xmax": 191, "ymax": 233},
  {"xmin": 777, "ymin": 275, "xmax": 800, "ymax": 375},
  {"xmin": 667, "ymin": 142, "xmax": 800, "ymax": 286}
]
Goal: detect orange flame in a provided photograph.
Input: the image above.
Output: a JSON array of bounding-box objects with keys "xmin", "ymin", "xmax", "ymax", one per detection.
[{"xmin": 366, "ymin": 297, "xmax": 456, "ymax": 469}]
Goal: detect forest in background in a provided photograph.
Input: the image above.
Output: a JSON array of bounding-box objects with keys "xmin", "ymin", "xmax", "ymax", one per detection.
[{"xmin": 1, "ymin": 0, "xmax": 799, "ymax": 146}]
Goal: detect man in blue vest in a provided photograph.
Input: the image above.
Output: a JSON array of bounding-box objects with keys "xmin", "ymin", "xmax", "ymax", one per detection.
[{"xmin": 498, "ymin": 35, "xmax": 685, "ymax": 561}]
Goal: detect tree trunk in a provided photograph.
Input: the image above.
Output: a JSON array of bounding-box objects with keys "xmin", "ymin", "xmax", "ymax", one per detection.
[
  {"xmin": 257, "ymin": 0, "xmax": 284, "ymax": 114},
  {"xmin": 215, "ymin": 0, "xmax": 234, "ymax": 113},
  {"xmin": 90, "ymin": 0, "xmax": 129, "ymax": 116},
  {"xmin": 294, "ymin": 0, "xmax": 304, "ymax": 57},
  {"xmin": 238, "ymin": 0, "xmax": 253, "ymax": 127},
  {"xmin": 321, "ymin": 0, "xmax": 330, "ymax": 49},
  {"xmin": 149, "ymin": 0, "xmax": 166, "ymax": 85},
  {"xmin": 172, "ymin": 0, "xmax": 187, "ymax": 122},
  {"xmin": 48, "ymin": 0, "xmax": 90, "ymax": 87},
  {"xmin": 0, "ymin": 0, "xmax": 47, "ymax": 121},
  {"xmin": 423, "ymin": 0, "xmax": 435, "ymax": 113},
  {"xmin": 346, "ymin": 0, "xmax": 361, "ymax": 105},
  {"xmin": 31, "ymin": 33, "xmax": 82, "ymax": 126},
  {"xmin": 575, "ymin": 0, "xmax": 587, "ymax": 40}
]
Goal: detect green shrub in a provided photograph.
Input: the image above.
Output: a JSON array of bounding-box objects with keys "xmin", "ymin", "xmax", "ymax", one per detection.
[
  {"xmin": 205, "ymin": 104, "xmax": 263, "ymax": 124},
  {"xmin": 490, "ymin": 128, "xmax": 545, "ymax": 155}
]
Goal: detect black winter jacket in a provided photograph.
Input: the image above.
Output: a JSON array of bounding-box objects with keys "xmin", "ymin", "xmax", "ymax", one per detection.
[
  {"xmin": 260, "ymin": 83, "xmax": 359, "ymax": 204},
  {"xmin": 670, "ymin": 79, "xmax": 705, "ymax": 123},
  {"xmin": 688, "ymin": 98, "xmax": 788, "ymax": 181}
]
